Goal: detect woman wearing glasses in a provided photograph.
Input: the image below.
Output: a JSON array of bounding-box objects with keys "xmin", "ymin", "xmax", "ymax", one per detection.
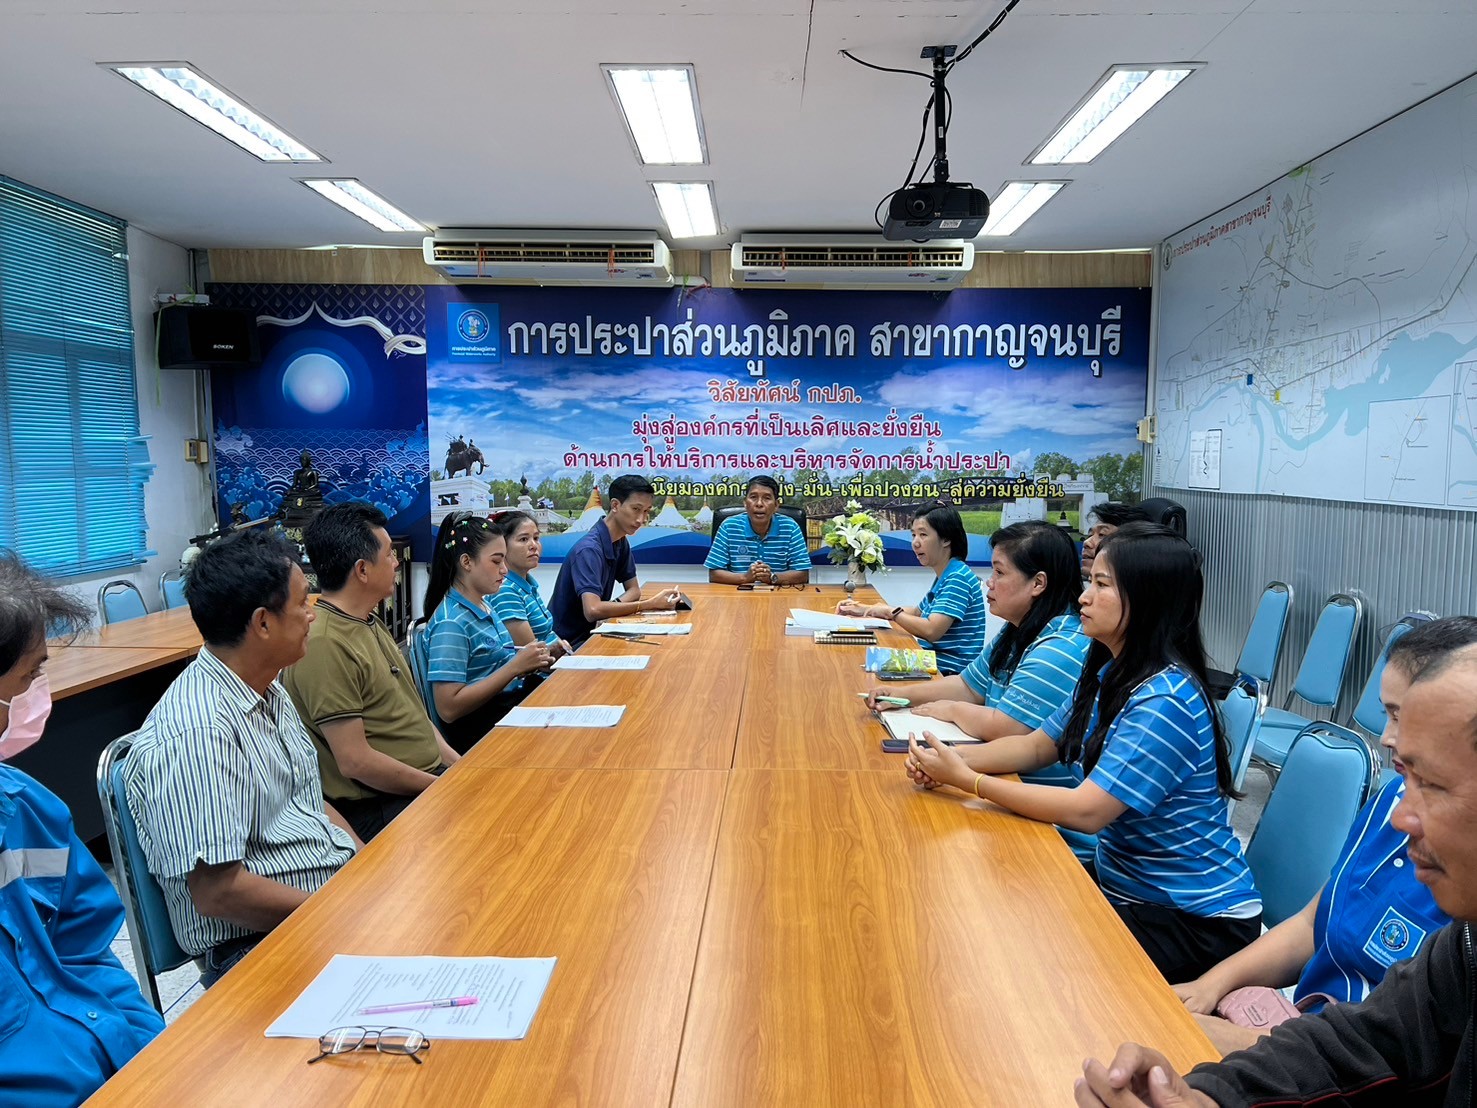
[
  {"xmin": 838, "ymin": 505, "xmax": 988, "ymax": 675},
  {"xmin": 908, "ymin": 523, "xmax": 1260, "ymax": 981}
]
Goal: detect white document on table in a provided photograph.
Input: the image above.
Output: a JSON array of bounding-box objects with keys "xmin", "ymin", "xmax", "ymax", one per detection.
[
  {"xmin": 877, "ymin": 710, "xmax": 981, "ymax": 746},
  {"xmin": 496, "ymin": 705, "xmax": 626, "ymax": 728},
  {"xmin": 787, "ymin": 608, "xmax": 890, "ymax": 631},
  {"xmin": 264, "ymin": 954, "xmax": 557, "ymax": 1041},
  {"xmin": 591, "ymin": 622, "xmax": 693, "ymax": 636},
  {"xmin": 552, "ymin": 654, "xmax": 650, "ymax": 671}
]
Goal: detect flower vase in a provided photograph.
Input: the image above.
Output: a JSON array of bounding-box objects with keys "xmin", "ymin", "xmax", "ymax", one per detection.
[{"xmin": 844, "ymin": 558, "xmax": 867, "ymax": 595}]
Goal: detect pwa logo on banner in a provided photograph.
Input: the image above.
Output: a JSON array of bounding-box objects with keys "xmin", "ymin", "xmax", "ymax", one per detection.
[{"xmin": 447, "ymin": 304, "xmax": 501, "ymax": 363}]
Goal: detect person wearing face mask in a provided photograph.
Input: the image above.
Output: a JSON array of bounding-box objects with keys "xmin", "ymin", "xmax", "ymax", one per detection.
[
  {"xmin": 489, "ymin": 511, "xmax": 571, "ymax": 656},
  {"xmin": 0, "ymin": 551, "xmax": 164, "ymax": 1105},
  {"xmin": 282, "ymin": 503, "xmax": 460, "ymax": 843},
  {"xmin": 1168, "ymin": 617, "xmax": 1469, "ymax": 1056},
  {"xmin": 422, "ymin": 513, "xmax": 553, "ymax": 753}
]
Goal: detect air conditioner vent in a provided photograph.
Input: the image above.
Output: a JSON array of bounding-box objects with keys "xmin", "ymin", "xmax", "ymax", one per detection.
[
  {"xmin": 734, "ymin": 244, "xmax": 970, "ymax": 269},
  {"xmin": 729, "ymin": 235, "xmax": 974, "ymax": 289},
  {"xmin": 423, "ymin": 230, "xmax": 673, "ymax": 286}
]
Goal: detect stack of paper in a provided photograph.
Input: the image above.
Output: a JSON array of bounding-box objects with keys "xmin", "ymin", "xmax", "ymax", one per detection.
[
  {"xmin": 591, "ymin": 622, "xmax": 693, "ymax": 636},
  {"xmin": 876, "ymin": 709, "xmax": 981, "ymax": 746},
  {"xmin": 552, "ymin": 655, "xmax": 650, "ymax": 671},
  {"xmin": 786, "ymin": 608, "xmax": 890, "ymax": 632},
  {"xmin": 496, "ymin": 705, "xmax": 626, "ymax": 728}
]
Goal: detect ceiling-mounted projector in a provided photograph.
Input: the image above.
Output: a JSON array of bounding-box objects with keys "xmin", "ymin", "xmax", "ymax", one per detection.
[{"xmin": 884, "ymin": 183, "xmax": 989, "ymax": 241}]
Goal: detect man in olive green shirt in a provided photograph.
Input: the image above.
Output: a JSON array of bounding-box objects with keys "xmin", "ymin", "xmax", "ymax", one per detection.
[{"xmin": 283, "ymin": 504, "xmax": 459, "ymax": 840}]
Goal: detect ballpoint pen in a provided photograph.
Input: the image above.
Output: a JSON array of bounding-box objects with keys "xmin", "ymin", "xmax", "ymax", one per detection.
[
  {"xmin": 855, "ymin": 693, "xmax": 910, "ymax": 706},
  {"xmin": 358, "ymin": 996, "xmax": 479, "ymax": 1015}
]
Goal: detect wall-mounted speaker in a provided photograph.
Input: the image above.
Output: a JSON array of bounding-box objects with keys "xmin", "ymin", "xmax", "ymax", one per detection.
[{"xmin": 154, "ymin": 306, "xmax": 262, "ymax": 370}]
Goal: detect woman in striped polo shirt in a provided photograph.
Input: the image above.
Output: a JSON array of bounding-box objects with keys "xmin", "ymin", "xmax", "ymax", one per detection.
[
  {"xmin": 909, "ymin": 522, "xmax": 1260, "ymax": 981},
  {"xmin": 490, "ymin": 511, "xmax": 570, "ymax": 655},
  {"xmin": 839, "ymin": 505, "xmax": 989, "ymax": 675}
]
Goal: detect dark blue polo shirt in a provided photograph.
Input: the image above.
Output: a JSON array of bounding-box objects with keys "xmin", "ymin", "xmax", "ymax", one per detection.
[{"xmin": 550, "ymin": 522, "xmax": 637, "ymax": 645}]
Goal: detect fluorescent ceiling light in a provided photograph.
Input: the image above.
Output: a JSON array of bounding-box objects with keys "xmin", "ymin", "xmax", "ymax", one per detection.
[
  {"xmin": 652, "ymin": 182, "xmax": 717, "ymax": 239},
  {"xmin": 299, "ymin": 179, "xmax": 425, "ymax": 233},
  {"xmin": 108, "ymin": 64, "xmax": 322, "ymax": 162},
  {"xmin": 1030, "ymin": 64, "xmax": 1201, "ymax": 165},
  {"xmin": 604, "ymin": 65, "xmax": 707, "ymax": 164},
  {"xmin": 979, "ymin": 182, "xmax": 1066, "ymax": 236}
]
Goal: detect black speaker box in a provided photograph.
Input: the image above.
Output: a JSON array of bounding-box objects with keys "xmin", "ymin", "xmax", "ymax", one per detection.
[{"xmin": 154, "ymin": 306, "xmax": 262, "ymax": 370}]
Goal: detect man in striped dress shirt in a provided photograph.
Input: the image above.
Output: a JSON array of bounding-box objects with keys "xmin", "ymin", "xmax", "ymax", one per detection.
[{"xmin": 125, "ymin": 530, "xmax": 358, "ymax": 987}]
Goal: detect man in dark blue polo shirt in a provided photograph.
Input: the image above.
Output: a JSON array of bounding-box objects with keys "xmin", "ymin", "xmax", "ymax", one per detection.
[{"xmin": 550, "ymin": 474, "xmax": 681, "ymax": 646}]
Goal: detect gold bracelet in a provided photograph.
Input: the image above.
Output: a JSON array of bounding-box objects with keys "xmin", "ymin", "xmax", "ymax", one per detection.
[{"xmin": 972, "ymin": 773, "xmax": 983, "ymax": 798}]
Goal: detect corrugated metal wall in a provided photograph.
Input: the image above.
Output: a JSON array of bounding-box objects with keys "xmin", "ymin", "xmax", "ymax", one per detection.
[{"xmin": 1144, "ymin": 478, "xmax": 1477, "ymax": 721}]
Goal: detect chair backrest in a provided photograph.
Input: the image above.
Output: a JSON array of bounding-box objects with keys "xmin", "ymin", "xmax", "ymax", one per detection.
[
  {"xmin": 96, "ymin": 733, "xmax": 194, "ymax": 1010},
  {"xmin": 1135, "ymin": 496, "xmax": 1187, "ymax": 538},
  {"xmin": 1245, "ymin": 722, "xmax": 1376, "ymax": 927},
  {"xmin": 98, "ymin": 580, "xmax": 148, "ymax": 625},
  {"xmin": 1235, "ymin": 581, "xmax": 1293, "ymax": 688},
  {"xmin": 158, "ymin": 572, "xmax": 188, "ymax": 610},
  {"xmin": 1348, "ymin": 612, "xmax": 1435, "ymax": 738},
  {"xmin": 405, "ymin": 622, "xmax": 442, "ymax": 728},
  {"xmin": 1286, "ymin": 592, "xmax": 1364, "ymax": 711},
  {"xmin": 1218, "ymin": 682, "xmax": 1261, "ymax": 798},
  {"xmin": 709, "ymin": 503, "xmax": 806, "ymax": 540}
]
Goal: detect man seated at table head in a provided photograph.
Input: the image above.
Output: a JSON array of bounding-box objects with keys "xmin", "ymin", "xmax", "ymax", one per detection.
[
  {"xmin": 1073, "ymin": 639, "xmax": 1477, "ymax": 1108},
  {"xmin": 0, "ymin": 551, "xmax": 164, "ymax": 1107},
  {"xmin": 124, "ymin": 529, "xmax": 359, "ymax": 989},
  {"xmin": 705, "ymin": 475, "xmax": 811, "ymax": 586},
  {"xmin": 1079, "ymin": 501, "xmax": 1152, "ymax": 579},
  {"xmin": 282, "ymin": 503, "xmax": 459, "ymax": 843},
  {"xmin": 550, "ymin": 474, "xmax": 681, "ymax": 647}
]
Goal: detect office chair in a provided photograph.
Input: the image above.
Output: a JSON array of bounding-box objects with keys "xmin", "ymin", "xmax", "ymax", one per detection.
[
  {"xmin": 1244, "ymin": 722, "xmax": 1377, "ymax": 928},
  {"xmin": 158, "ymin": 571, "xmax": 188, "ymax": 611},
  {"xmin": 1250, "ymin": 592, "xmax": 1363, "ymax": 776},
  {"xmin": 97, "ymin": 580, "xmax": 148, "ymax": 625},
  {"xmin": 709, "ymin": 503, "xmax": 807, "ymax": 539},
  {"xmin": 97, "ymin": 733, "xmax": 198, "ymax": 1010}
]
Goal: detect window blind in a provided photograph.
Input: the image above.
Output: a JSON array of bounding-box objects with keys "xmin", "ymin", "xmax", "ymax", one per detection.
[{"xmin": 0, "ymin": 176, "xmax": 154, "ymax": 577}]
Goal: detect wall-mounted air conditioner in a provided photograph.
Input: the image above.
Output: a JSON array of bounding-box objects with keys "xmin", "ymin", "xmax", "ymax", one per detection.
[
  {"xmin": 423, "ymin": 229, "xmax": 674, "ymax": 286},
  {"xmin": 729, "ymin": 234, "xmax": 975, "ymax": 290}
]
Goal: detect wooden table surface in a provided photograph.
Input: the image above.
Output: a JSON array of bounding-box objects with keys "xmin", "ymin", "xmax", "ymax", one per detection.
[
  {"xmin": 46, "ymin": 645, "xmax": 198, "ymax": 701},
  {"xmin": 88, "ymin": 583, "xmax": 1215, "ymax": 1107},
  {"xmin": 65, "ymin": 605, "xmax": 206, "ymax": 650}
]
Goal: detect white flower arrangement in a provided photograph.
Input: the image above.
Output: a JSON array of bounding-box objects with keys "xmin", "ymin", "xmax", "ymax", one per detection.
[{"xmin": 822, "ymin": 500, "xmax": 888, "ymax": 571}]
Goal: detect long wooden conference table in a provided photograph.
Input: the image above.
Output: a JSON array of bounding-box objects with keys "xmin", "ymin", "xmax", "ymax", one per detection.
[{"xmin": 86, "ymin": 584, "xmax": 1214, "ymax": 1106}]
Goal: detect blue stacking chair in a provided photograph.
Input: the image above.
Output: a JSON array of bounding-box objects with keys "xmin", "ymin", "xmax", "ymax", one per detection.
[
  {"xmin": 1234, "ymin": 582, "xmax": 1294, "ymax": 704},
  {"xmin": 1250, "ymin": 593, "xmax": 1363, "ymax": 775},
  {"xmin": 97, "ymin": 733, "xmax": 198, "ymax": 1010},
  {"xmin": 1219, "ymin": 682, "xmax": 1261, "ymax": 817},
  {"xmin": 158, "ymin": 571, "xmax": 188, "ymax": 610},
  {"xmin": 405, "ymin": 622, "xmax": 443, "ymax": 729},
  {"xmin": 1347, "ymin": 613, "xmax": 1435, "ymax": 740},
  {"xmin": 1245, "ymin": 722, "xmax": 1377, "ymax": 928},
  {"xmin": 97, "ymin": 580, "xmax": 149, "ymax": 625}
]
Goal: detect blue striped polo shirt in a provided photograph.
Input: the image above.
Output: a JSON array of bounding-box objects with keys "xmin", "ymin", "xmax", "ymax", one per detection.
[
  {"xmin": 915, "ymin": 559, "xmax": 989, "ymax": 675},
  {"xmin": 425, "ymin": 588, "xmax": 521, "ymax": 691},
  {"xmin": 491, "ymin": 570, "xmax": 559, "ymax": 644},
  {"xmin": 960, "ymin": 612, "xmax": 1091, "ymax": 729},
  {"xmin": 705, "ymin": 513, "xmax": 810, "ymax": 573},
  {"xmin": 1298, "ymin": 775, "xmax": 1448, "ymax": 1009},
  {"xmin": 1042, "ymin": 663, "xmax": 1261, "ymax": 919}
]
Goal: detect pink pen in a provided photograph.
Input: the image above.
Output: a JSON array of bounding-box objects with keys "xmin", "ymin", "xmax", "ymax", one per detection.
[{"xmin": 357, "ymin": 996, "xmax": 479, "ymax": 1015}]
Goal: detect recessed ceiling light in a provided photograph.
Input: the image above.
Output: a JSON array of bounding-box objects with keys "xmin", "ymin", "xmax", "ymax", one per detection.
[
  {"xmin": 1030, "ymin": 64, "xmax": 1202, "ymax": 165},
  {"xmin": 652, "ymin": 182, "xmax": 718, "ymax": 239},
  {"xmin": 299, "ymin": 179, "xmax": 425, "ymax": 233},
  {"xmin": 107, "ymin": 63, "xmax": 322, "ymax": 162},
  {"xmin": 978, "ymin": 182, "xmax": 1066, "ymax": 236},
  {"xmin": 603, "ymin": 65, "xmax": 708, "ymax": 165}
]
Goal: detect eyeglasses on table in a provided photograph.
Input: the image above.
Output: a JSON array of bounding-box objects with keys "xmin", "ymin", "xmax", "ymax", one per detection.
[{"xmin": 306, "ymin": 1025, "xmax": 432, "ymax": 1065}]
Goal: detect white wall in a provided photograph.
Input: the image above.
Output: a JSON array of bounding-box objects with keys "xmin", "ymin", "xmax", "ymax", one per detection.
[{"xmin": 64, "ymin": 226, "xmax": 218, "ymax": 614}]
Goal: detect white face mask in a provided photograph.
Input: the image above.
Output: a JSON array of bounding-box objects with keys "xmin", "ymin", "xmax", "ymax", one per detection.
[{"xmin": 0, "ymin": 672, "xmax": 52, "ymax": 760}]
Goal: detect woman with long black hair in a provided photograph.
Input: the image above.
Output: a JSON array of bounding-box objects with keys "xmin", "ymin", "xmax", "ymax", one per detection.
[
  {"xmin": 421, "ymin": 513, "xmax": 551, "ymax": 752},
  {"xmin": 909, "ymin": 522, "xmax": 1260, "ymax": 981},
  {"xmin": 866, "ymin": 520, "xmax": 1087, "ymax": 745}
]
